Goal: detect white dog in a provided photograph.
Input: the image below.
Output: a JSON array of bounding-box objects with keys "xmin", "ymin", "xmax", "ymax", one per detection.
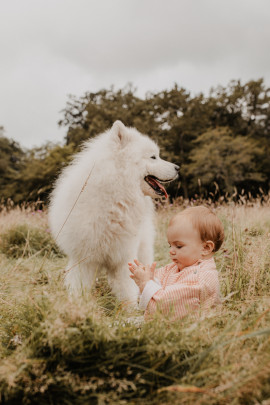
[{"xmin": 48, "ymin": 121, "xmax": 179, "ymax": 303}]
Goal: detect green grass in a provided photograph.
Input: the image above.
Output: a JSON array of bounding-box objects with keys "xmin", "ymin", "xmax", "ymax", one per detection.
[
  {"xmin": 0, "ymin": 223, "xmax": 63, "ymax": 258},
  {"xmin": 0, "ymin": 203, "xmax": 270, "ymax": 404}
]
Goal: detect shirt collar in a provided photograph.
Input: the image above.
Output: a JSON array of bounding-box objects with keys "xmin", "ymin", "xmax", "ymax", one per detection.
[{"xmin": 174, "ymin": 257, "xmax": 215, "ymax": 272}]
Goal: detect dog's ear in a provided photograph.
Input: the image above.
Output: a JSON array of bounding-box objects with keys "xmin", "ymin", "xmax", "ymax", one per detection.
[{"xmin": 111, "ymin": 121, "xmax": 131, "ymax": 147}]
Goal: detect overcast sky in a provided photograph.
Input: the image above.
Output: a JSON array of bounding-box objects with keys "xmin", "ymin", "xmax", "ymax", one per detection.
[{"xmin": 0, "ymin": 0, "xmax": 270, "ymax": 149}]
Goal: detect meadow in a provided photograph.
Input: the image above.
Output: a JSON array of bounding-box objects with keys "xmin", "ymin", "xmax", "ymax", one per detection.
[{"xmin": 0, "ymin": 199, "xmax": 270, "ymax": 404}]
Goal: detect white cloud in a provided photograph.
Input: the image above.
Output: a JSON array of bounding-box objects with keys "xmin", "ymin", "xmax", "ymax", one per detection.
[{"xmin": 0, "ymin": 0, "xmax": 269, "ymax": 147}]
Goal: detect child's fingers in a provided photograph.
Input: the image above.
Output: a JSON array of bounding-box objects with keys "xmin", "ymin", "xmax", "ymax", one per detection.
[
  {"xmin": 128, "ymin": 262, "xmax": 136, "ymax": 269},
  {"xmin": 134, "ymin": 259, "xmax": 143, "ymax": 267},
  {"xmin": 129, "ymin": 261, "xmax": 141, "ymax": 270},
  {"xmin": 128, "ymin": 265, "xmax": 135, "ymax": 274},
  {"xmin": 150, "ymin": 262, "xmax": 157, "ymax": 271},
  {"xmin": 150, "ymin": 262, "xmax": 157, "ymax": 277},
  {"xmin": 134, "ymin": 259, "xmax": 146, "ymax": 270}
]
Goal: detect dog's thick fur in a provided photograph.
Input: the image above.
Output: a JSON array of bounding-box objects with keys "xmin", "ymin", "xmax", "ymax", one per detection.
[{"xmin": 48, "ymin": 121, "xmax": 178, "ymax": 303}]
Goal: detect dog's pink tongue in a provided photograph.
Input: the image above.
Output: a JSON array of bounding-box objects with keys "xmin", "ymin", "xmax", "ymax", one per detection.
[
  {"xmin": 161, "ymin": 184, "xmax": 168, "ymax": 199},
  {"xmin": 155, "ymin": 179, "xmax": 168, "ymax": 199}
]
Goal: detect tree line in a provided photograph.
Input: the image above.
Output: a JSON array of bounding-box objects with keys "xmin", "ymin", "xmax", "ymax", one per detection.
[{"xmin": 1, "ymin": 78, "xmax": 269, "ymax": 204}]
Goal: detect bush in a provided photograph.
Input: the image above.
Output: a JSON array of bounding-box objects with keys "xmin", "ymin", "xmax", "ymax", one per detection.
[{"xmin": 0, "ymin": 224, "xmax": 64, "ymax": 258}]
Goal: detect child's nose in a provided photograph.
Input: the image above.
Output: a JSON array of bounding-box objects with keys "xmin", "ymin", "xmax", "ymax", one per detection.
[{"xmin": 170, "ymin": 247, "xmax": 175, "ymax": 255}]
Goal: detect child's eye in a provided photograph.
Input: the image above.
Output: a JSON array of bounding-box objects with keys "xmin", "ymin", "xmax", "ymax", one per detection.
[{"xmin": 176, "ymin": 245, "xmax": 183, "ymax": 249}]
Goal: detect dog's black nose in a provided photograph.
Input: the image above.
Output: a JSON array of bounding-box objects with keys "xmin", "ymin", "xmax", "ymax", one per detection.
[{"xmin": 174, "ymin": 164, "xmax": 180, "ymax": 172}]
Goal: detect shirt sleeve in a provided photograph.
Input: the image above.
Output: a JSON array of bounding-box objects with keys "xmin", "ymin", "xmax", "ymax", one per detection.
[
  {"xmin": 139, "ymin": 279, "xmax": 162, "ymax": 310},
  {"xmin": 154, "ymin": 263, "xmax": 173, "ymax": 282},
  {"xmin": 145, "ymin": 282, "xmax": 201, "ymax": 320},
  {"xmin": 138, "ymin": 263, "xmax": 173, "ymax": 311}
]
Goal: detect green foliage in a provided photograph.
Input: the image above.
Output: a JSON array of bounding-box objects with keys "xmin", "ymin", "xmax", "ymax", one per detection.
[
  {"xmin": 0, "ymin": 129, "xmax": 25, "ymax": 199},
  {"xmin": 1, "ymin": 78, "xmax": 270, "ymax": 203},
  {"xmin": 60, "ymin": 84, "xmax": 159, "ymax": 148},
  {"xmin": 1, "ymin": 143, "xmax": 74, "ymax": 204},
  {"xmin": 0, "ymin": 224, "xmax": 64, "ymax": 258},
  {"xmin": 186, "ymin": 127, "xmax": 266, "ymax": 193},
  {"xmin": 59, "ymin": 78, "xmax": 270, "ymax": 198}
]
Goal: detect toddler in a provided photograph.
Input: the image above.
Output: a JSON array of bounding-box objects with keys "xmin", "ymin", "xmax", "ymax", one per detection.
[{"xmin": 128, "ymin": 206, "xmax": 224, "ymax": 320}]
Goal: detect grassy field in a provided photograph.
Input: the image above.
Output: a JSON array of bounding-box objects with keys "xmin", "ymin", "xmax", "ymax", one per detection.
[{"xmin": 0, "ymin": 201, "xmax": 270, "ymax": 404}]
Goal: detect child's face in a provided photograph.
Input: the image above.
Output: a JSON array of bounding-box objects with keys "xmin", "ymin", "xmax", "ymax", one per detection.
[{"xmin": 167, "ymin": 216, "xmax": 205, "ymax": 270}]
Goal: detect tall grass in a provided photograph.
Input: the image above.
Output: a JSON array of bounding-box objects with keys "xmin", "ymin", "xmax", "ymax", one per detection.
[{"xmin": 0, "ymin": 200, "xmax": 270, "ymax": 404}]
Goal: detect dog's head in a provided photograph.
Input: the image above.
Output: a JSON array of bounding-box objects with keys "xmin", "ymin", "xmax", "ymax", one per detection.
[{"xmin": 111, "ymin": 121, "xmax": 179, "ymax": 198}]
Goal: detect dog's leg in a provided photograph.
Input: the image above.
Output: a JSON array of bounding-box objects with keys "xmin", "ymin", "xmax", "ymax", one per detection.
[
  {"xmin": 108, "ymin": 264, "xmax": 139, "ymax": 306},
  {"xmin": 138, "ymin": 238, "xmax": 154, "ymax": 265},
  {"xmin": 64, "ymin": 259, "xmax": 98, "ymax": 295},
  {"xmin": 137, "ymin": 214, "xmax": 155, "ymax": 265}
]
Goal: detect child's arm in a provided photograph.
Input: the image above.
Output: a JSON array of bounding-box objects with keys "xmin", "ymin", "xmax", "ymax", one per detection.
[
  {"xmin": 129, "ymin": 260, "xmax": 176, "ymax": 310},
  {"xmin": 145, "ymin": 283, "xmax": 201, "ymax": 320}
]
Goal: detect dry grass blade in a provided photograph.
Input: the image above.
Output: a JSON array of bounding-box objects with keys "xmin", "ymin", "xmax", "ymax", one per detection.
[
  {"xmin": 54, "ymin": 163, "xmax": 95, "ymax": 241},
  {"xmin": 157, "ymin": 385, "xmax": 209, "ymax": 393}
]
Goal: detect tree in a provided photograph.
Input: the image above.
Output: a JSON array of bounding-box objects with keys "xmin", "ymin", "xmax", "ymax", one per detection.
[
  {"xmin": 0, "ymin": 128, "xmax": 25, "ymax": 201},
  {"xmin": 146, "ymin": 87, "xmax": 216, "ymax": 197},
  {"xmin": 11, "ymin": 143, "xmax": 75, "ymax": 203},
  {"xmin": 186, "ymin": 127, "xmax": 266, "ymax": 194},
  {"xmin": 57, "ymin": 80, "xmax": 270, "ymax": 198},
  {"xmin": 2, "ymin": 78, "xmax": 268, "ymax": 205},
  {"xmin": 59, "ymin": 84, "xmax": 158, "ymax": 148}
]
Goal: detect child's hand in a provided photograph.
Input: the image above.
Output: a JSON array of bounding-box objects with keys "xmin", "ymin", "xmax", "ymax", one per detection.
[{"xmin": 128, "ymin": 259, "xmax": 157, "ymax": 293}]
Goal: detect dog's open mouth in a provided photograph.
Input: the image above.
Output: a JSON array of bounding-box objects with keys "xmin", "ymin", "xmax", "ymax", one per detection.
[{"xmin": 144, "ymin": 175, "xmax": 169, "ymax": 198}]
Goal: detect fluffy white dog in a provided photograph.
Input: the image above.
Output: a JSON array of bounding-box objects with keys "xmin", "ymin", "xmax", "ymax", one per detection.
[{"xmin": 48, "ymin": 121, "xmax": 179, "ymax": 303}]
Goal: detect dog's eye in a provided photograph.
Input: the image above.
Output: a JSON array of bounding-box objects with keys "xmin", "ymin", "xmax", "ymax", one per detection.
[{"xmin": 151, "ymin": 156, "xmax": 156, "ymax": 159}]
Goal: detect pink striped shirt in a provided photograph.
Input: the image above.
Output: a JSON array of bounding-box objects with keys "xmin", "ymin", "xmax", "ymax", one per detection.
[{"xmin": 139, "ymin": 257, "xmax": 221, "ymax": 321}]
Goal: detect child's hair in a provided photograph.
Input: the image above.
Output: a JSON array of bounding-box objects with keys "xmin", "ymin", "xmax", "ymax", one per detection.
[{"xmin": 169, "ymin": 206, "xmax": 224, "ymax": 252}]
